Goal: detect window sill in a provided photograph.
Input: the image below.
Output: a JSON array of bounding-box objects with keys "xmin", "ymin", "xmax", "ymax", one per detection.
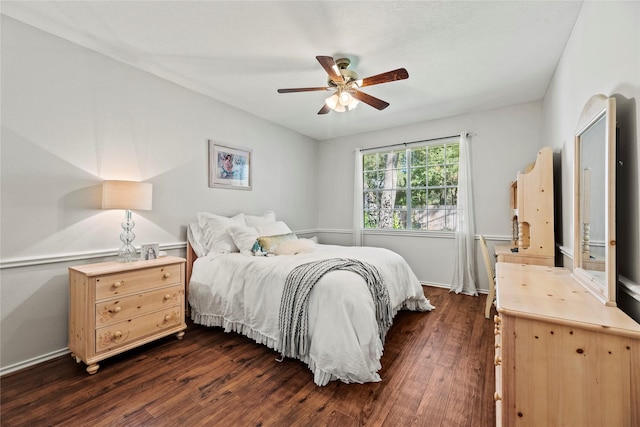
[{"xmin": 363, "ymin": 229, "xmax": 455, "ymax": 239}]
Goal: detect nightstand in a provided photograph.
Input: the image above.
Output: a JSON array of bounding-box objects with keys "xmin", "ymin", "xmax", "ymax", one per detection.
[{"xmin": 68, "ymin": 256, "xmax": 187, "ymax": 374}]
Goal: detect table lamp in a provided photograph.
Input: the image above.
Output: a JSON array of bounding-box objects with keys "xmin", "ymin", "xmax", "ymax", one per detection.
[{"xmin": 102, "ymin": 180, "xmax": 153, "ymax": 262}]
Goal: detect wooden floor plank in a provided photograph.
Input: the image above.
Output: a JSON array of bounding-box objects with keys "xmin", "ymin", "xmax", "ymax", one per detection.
[{"xmin": 0, "ymin": 286, "xmax": 496, "ymax": 426}]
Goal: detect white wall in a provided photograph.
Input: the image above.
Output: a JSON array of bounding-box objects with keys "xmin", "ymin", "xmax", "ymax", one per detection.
[
  {"xmin": 316, "ymin": 101, "xmax": 544, "ymax": 288},
  {"xmin": 0, "ymin": 17, "xmax": 318, "ymax": 371},
  {"xmin": 541, "ymin": 1, "xmax": 640, "ymax": 314}
]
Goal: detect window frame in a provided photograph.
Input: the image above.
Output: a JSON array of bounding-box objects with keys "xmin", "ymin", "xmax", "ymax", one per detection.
[{"xmin": 361, "ymin": 137, "xmax": 460, "ymax": 233}]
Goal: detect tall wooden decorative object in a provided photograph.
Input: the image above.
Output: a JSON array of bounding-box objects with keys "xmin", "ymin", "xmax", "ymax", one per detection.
[{"xmin": 496, "ymin": 147, "xmax": 555, "ymax": 266}]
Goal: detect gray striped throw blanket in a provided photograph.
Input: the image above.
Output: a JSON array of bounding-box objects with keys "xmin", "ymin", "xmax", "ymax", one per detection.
[{"xmin": 278, "ymin": 258, "xmax": 392, "ymax": 360}]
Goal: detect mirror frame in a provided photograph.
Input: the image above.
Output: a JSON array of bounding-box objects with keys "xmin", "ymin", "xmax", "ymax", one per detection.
[{"xmin": 573, "ymin": 94, "xmax": 617, "ymax": 306}]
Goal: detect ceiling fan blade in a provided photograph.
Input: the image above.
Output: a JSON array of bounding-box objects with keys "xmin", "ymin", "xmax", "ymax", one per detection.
[
  {"xmin": 316, "ymin": 56, "xmax": 345, "ymax": 84},
  {"xmin": 360, "ymin": 68, "xmax": 409, "ymax": 87},
  {"xmin": 352, "ymin": 90, "xmax": 390, "ymax": 110},
  {"xmin": 277, "ymin": 87, "xmax": 329, "ymax": 93},
  {"xmin": 318, "ymin": 104, "xmax": 331, "ymax": 115}
]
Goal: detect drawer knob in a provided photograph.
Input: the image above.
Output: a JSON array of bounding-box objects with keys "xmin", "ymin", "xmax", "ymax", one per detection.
[
  {"xmin": 164, "ymin": 294, "xmax": 172, "ymax": 300},
  {"xmin": 495, "ymin": 356, "xmax": 502, "ymax": 366},
  {"xmin": 164, "ymin": 314, "xmax": 171, "ymax": 321},
  {"xmin": 113, "ymin": 281, "xmax": 122, "ymax": 288},
  {"xmin": 494, "ymin": 328, "xmax": 500, "ymax": 336},
  {"xmin": 163, "ymin": 272, "xmax": 171, "ymax": 279},
  {"xmin": 114, "ymin": 331, "xmax": 122, "ymax": 339},
  {"xmin": 494, "ymin": 392, "xmax": 502, "ymax": 401},
  {"xmin": 110, "ymin": 306, "xmax": 122, "ymax": 313},
  {"xmin": 494, "ymin": 315, "xmax": 502, "ymax": 324}
]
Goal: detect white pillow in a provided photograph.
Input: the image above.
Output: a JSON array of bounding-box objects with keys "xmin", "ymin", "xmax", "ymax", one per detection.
[
  {"xmin": 187, "ymin": 222, "xmax": 206, "ymax": 258},
  {"xmin": 227, "ymin": 225, "xmax": 259, "ymax": 256},
  {"xmin": 256, "ymin": 221, "xmax": 291, "ymax": 237},
  {"xmin": 245, "ymin": 211, "xmax": 276, "ymax": 227},
  {"xmin": 197, "ymin": 212, "xmax": 246, "ymax": 254},
  {"xmin": 227, "ymin": 222, "xmax": 293, "ymax": 256},
  {"xmin": 274, "ymin": 238, "xmax": 316, "ymax": 256}
]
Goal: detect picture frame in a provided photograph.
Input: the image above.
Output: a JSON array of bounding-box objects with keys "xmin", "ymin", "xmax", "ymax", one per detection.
[{"xmin": 208, "ymin": 141, "xmax": 252, "ymax": 190}]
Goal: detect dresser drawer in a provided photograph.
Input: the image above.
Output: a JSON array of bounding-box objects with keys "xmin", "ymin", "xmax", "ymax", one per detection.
[
  {"xmin": 95, "ymin": 284, "xmax": 183, "ymax": 326},
  {"xmin": 95, "ymin": 306, "xmax": 183, "ymax": 353},
  {"xmin": 95, "ymin": 264, "xmax": 181, "ymax": 300}
]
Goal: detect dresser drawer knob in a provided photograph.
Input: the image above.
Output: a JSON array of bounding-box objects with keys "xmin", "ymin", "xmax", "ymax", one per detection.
[
  {"xmin": 494, "ymin": 356, "xmax": 502, "ymax": 366},
  {"xmin": 164, "ymin": 314, "xmax": 171, "ymax": 321},
  {"xmin": 494, "ymin": 315, "xmax": 502, "ymax": 324},
  {"xmin": 113, "ymin": 281, "xmax": 123, "ymax": 288},
  {"xmin": 494, "ymin": 392, "xmax": 502, "ymax": 401},
  {"xmin": 110, "ymin": 306, "xmax": 122, "ymax": 313},
  {"xmin": 114, "ymin": 331, "xmax": 122, "ymax": 339},
  {"xmin": 163, "ymin": 272, "xmax": 171, "ymax": 279},
  {"xmin": 164, "ymin": 294, "xmax": 172, "ymax": 300}
]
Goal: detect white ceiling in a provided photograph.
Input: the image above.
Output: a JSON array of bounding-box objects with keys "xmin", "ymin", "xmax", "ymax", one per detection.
[{"xmin": 1, "ymin": 1, "xmax": 583, "ymax": 141}]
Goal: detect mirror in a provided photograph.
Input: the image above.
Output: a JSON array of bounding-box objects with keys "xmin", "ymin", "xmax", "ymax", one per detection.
[{"xmin": 573, "ymin": 94, "xmax": 617, "ymax": 306}]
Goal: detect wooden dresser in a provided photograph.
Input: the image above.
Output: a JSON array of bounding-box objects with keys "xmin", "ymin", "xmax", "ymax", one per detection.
[
  {"xmin": 68, "ymin": 256, "xmax": 187, "ymax": 374},
  {"xmin": 494, "ymin": 262, "xmax": 640, "ymax": 426}
]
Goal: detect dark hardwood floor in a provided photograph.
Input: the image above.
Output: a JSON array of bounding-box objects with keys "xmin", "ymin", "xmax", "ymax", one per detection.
[{"xmin": 1, "ymin": 286, "xmax": 496, "ymax": 427}]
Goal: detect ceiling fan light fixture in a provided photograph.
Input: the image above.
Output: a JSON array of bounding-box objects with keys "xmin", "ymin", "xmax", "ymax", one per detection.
[
  {"xmin": 325, "ymin": 93, "xmax": 339, "ymax": 109},
  {"xmin": 339, "ymin": 91, "xmax": 353, "ymax": 106},
  {"xmin": 325, "ymin": 90, "xmax": 358, "ymax": 113},
  {"xmin": 340, "ymin": 90, "xmax": 359, "ymax": 110}
]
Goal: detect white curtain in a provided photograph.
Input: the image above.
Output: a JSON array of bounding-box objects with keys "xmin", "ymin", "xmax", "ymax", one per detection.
[
  {"xmin": 451, "ymin": 132, "xmax": 478, "ymax": 295},
  {"xmin": 353, "ymin": 149, "xmax": 364, "ymax": 246}
]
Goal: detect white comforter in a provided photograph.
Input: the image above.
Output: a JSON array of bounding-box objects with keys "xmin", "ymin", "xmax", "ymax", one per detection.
[{"xmin": 188, "ymin": 244, "xmax": 434, "ymax": 386}]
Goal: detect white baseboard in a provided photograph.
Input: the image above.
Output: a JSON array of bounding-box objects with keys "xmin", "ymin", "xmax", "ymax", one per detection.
[
  {"xmin": 421, "ymin": 281, "xmax": 489, "ymax": 295},
  {"xmin": 1, "ymin": 348, "xmax": 70, "ymax": 377}
]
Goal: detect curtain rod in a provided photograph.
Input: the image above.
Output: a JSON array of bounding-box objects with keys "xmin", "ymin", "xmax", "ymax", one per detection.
[{"xmin": 360, "ymin": 132, "xmax": 472, "ymax": 153}]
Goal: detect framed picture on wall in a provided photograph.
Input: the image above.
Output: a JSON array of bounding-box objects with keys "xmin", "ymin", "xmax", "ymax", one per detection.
[{"xmin": 208, "ymin": 141, "xmax": 252, "ymax": 190}]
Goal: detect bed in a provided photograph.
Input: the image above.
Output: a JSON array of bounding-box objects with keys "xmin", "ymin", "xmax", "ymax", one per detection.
[{"xmin": 186, "ymin": 211, "xmax": 435, "ymax": 386}]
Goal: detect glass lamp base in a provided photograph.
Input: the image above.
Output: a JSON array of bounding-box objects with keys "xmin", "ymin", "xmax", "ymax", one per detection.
[
  {"xmin": 117, "ymin": 244, "xmax": 137, "ymax": 263},
  {"xmin": 117, "ymin": 209, "xmax": 137, "ymax": 263}
]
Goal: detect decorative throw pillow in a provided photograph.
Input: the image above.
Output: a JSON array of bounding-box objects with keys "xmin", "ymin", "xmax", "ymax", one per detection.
[
  {"xmin": 197, "ymin": 212, "xmax": 246, "ymax": 254},
  {"xmin": 252, "ymin": 232, "xmax": 298, "ymax": 256},
  {"xmin": 245, "ymin": 210, "xmax": 277, "ymax": 227},
  {"xmin": 273, "ymin": 238, "xmax": 316, "ymax": 256}
]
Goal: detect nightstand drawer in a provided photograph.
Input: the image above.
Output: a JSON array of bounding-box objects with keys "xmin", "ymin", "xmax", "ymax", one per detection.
[
  {"xmin": 95, "ymin": 264, "xmax": 181, "ymax": 300},
  {"xmin": 95, "ymin": 306, "xmax": 183, "ymax": 353},
  {"xmin": 95, "ymin": 284, "xmax": 183, "ymax": 326}
]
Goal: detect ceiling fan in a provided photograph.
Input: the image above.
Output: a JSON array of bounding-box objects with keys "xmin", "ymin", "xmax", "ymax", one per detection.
[{"xmin": 277, "ymin": 56, "xmax": 409, "ymax": 114}]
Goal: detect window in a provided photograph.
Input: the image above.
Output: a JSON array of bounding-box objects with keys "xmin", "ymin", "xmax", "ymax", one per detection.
[{"xmin": 362, "ymin": 139, "xmax": 459, "ymax": 231}]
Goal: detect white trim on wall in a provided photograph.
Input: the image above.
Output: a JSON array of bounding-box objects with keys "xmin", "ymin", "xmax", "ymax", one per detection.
[
  {"xmin": 0, "ymin": 232, "xmax": 514, "ymax": 269},
  {"xmin": 559, "ymin": 245, "xmax": 572, "ymax": 259},
  {"xmin": 0, "ymin": 242, "xmax": 186, "ymax": 269}
]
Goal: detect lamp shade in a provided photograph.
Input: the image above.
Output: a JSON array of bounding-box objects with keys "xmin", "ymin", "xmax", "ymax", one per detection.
[{"xmin": 102, "ymin": 180, "xmax": 152, "ymax": 211}]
